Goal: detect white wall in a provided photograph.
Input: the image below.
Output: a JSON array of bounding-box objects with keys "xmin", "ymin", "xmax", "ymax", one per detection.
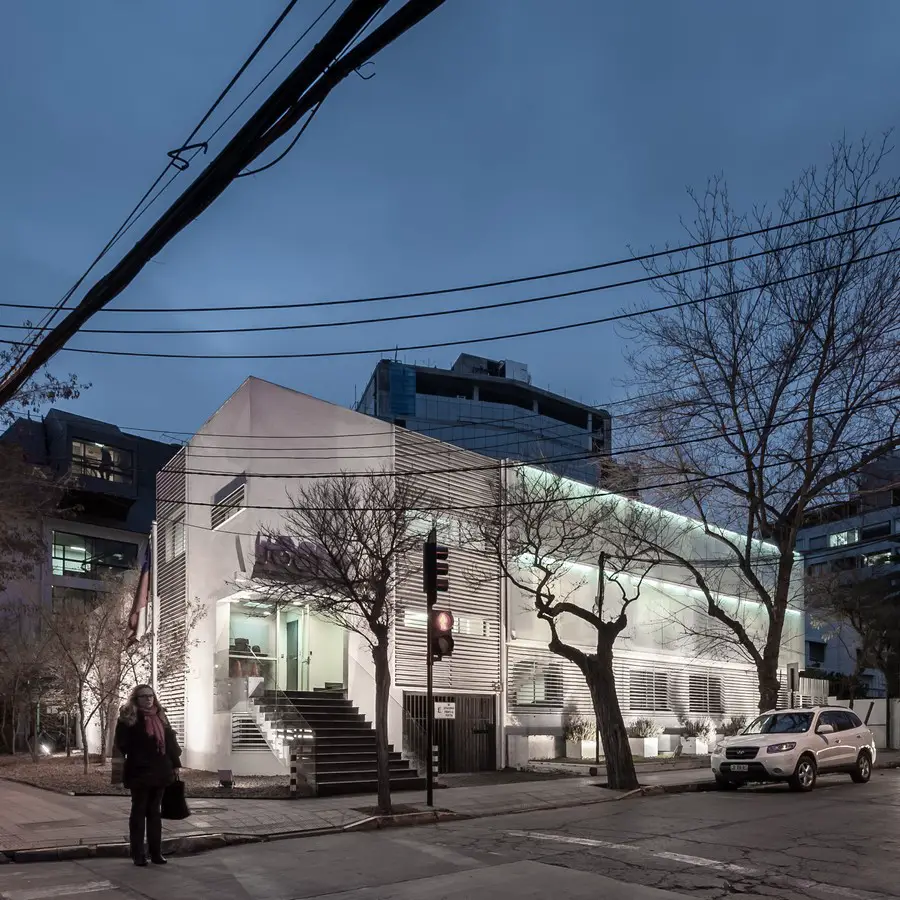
[{"xmin": 182, "ymin": 378, "xmax": 397, "ymax": 773}]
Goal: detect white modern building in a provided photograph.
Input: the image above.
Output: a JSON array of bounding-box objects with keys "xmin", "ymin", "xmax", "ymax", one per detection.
[{"xmin": 156, "ymin": 377, "xmax": 803, "ymax": 792}]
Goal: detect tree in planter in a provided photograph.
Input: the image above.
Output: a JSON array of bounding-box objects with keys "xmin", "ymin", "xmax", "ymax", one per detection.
[
  {"xmin": 468, "ymin": 466, "xmax": 666, "ymax": 791},
  {"xmin": 623, "ymin": 135, "xmax": 900, "ymax": 710},
  {"xmin": 252, "ymin": 472, "xmax": 430, "ymax": 815}
]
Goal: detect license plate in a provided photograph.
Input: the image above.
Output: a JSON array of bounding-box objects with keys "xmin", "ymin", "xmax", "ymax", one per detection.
[{"xmin": 730, "ymin": 764, "xmax": 749, "ymax": 772}]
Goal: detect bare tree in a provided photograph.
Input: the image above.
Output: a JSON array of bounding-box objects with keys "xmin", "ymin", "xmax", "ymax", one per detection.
[
  {"xmin": 807, "ymin": 565, "xmax": 900, "ymax": 697},
  {"xmin": 467, "ymin": 467, "xmax": 667, "ymax": 791},
  {"xmin": 623, "ymin": 135, "xmax": 900, "ymax": 710},
  {"xmin": 252, "ymin": 472, "xmax": 429, "ymax": 815}
]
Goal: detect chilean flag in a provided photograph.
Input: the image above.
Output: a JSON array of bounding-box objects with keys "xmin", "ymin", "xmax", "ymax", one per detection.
[{"xmin": 126, "ymin": 543, "xmax": 151, "ymax": 646}]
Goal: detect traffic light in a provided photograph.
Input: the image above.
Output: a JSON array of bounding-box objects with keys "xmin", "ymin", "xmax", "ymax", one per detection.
[
  {"xmin": 423, "ymin": 542, "xmax": 450, "ymax": 598},
  {"xmin": 430, "ymin": 608, "xmax": 454, "ymax": 661}
]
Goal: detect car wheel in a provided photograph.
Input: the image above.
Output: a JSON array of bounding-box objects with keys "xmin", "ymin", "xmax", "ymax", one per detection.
[
  {"xmin": 714, "ymin": 774, "xmax": 739, "ymax": 791},
  {"xmin": 850, "ymin": 751, "xmax": 872, "ymax": 784},
  {"xmin": 788, "ymin": 755, "xmax": 817, "ymax": 792}
]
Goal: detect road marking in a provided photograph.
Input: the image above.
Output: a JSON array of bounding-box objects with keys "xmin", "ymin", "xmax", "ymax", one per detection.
[
  {"xmin": 508, "ymin": 831, "xmax": 893, "ymax": 899},
  {"xmin": 1, "ymin": 882, "xmax": 115, "ymax": 900}
]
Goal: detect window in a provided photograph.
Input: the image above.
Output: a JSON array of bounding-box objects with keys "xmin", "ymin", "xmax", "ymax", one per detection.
[
  {"xmin": 165, "ymin": 514, "xmax": 185, "ymax": 559},
  {"xmin": 629, "ymin": 670, "xmax": 670, "ymax": 712},
  {"xmin": 819, "ymin": 710, "xmax": 851, "ymax": 732},
  {"xmin": 744, "ymin": 712, "xmax": 813, "ymax": 734},
  {"xmin": 211, "ymin": 484, "xmax": 245, "ymax": 529},
  {"xmin": 807, "ymin": 641, "xmax": 827, "ymax": 665},
  {"xmin": 808, "ymin": 535, "xmax": 828, "ymax": 550},
  {"xmin": 863, "ymin": 550, "xmax": 895, "ymax": 567},
  {"xmin": 688, "ymin": 672, "xmax": 724, "ymax": 714},
  {"xmin": 860, "ymin": 521, "xmax": 891, "ymax": 541},
  {"xmin": 51, "ymin": 531, "xmax": 138, "ymax": 578},
  {"xmin": 807, "ymin": 562, "xmax": 828, "ymax": 576},
  {"xmin": 844, "ymin": 711, "xmax": 864, "ymax": 729},
  {"xmin": 456, "ymin": 616, "xmax": 488, "ymax": 637},
  {"xmin": 51, "ymin": 585, "xmax": 100, "ymax": 610},
  {"xmin": 828, "ymin": 529, "xmax": 858, "ymax": 547},
  {"xmin": 71, "ymin": 439, "xmax": 133, "ymax": 483}
]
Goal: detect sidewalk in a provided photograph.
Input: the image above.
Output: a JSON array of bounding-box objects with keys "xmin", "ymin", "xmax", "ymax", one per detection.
[{"xmin": 0, "ymin": 752, "xmax": 895, "ymax": 861}]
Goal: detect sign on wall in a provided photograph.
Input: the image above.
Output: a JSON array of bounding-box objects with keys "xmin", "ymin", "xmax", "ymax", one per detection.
[{"xmin": 435, "ymin": 702, "xmax": 456, "ymax": 720}]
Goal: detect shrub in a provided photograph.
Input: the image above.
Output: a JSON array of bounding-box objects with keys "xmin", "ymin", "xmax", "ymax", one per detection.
[
  {"xmin": 563, "ymin": 714, "xmax": 596, "ymax": 741},
  {"xmin": 678, "ymin": 717, "xmax": 715, "ymax": 741},
  {"xmin": 721, "ymin": 716, "xmax": 748, "ymax": 737},
  {"xmin": 627, "ymin": 717, "xmax": 663, "ymax": 738}
]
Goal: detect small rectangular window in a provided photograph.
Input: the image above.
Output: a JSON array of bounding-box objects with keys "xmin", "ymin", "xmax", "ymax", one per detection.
[
  {"xmin": 828, "ymin": 529, "xmax": 858, "ymax": 547},
  {"xmin": 807, "ymin": 641, "xmax": 826, "ymax": 665},
  {"xmin": 629, "ymin": 671, "xmax": 670, "ymax": 712},
  {"xmin": 165, "ymin": 514, "xmax": 185, "ymax": 559},
  {"xmin": 808, "ymin": 535, "xmax": 828, "ymax": 550},
  {"xmin": 860, "ymin": 521, "xmax": 891, "ymax": 541},
  {"xmin": 688, "ymin": 672, "xmax": 724, "ymax": 715},
  {"xmin": 51, "ymin": 531, "xmax": 138, "ymax": 578},
  {"xmin": 211, "ymin": 485, "xmax": 245, "ymax": 529}
]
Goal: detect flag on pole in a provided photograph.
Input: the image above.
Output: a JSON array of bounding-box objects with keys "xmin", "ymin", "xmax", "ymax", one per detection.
[{"xmin": 126, "ymin": 543, "xmax": 151, "ymax": 646}]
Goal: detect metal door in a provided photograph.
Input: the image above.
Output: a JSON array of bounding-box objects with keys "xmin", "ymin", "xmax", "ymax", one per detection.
[
  {"xmin": 404, "ymin": 693, "xmax": 497, "ymax": 773},
  {"xmin": 286, "ymin": 619, "xmax": 299, "ymax": 691}
]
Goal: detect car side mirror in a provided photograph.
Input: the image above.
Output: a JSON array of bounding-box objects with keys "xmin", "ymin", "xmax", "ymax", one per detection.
[{"xmin": 816, "ymin": 723, "xmax": 834, "ymax": 735}]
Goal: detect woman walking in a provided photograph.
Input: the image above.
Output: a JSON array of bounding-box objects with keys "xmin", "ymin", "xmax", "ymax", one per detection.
[{"xmin": 115, "ymin": 684, "xmax": 182, "ymax": 866}]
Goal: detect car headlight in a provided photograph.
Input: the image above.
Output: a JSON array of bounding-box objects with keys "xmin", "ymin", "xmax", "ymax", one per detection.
[
  {"xmin": 766, "ymin": 742, "xmax": 796, "ymax": 754},
  {"xmin": 713, "ymin": 743, "xmax": 726, "ymax": 754}
]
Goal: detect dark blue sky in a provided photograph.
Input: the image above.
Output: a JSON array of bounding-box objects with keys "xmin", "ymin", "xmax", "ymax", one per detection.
[{"xmin": 3, "ymin": 1, "xmax": 898, "ymax": 439}]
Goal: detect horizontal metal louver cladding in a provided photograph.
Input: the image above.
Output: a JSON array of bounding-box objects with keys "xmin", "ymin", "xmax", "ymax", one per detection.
[
  {"xmin": 211, "ymin": 484, "xmax": 245, "ymax": 530},
  {"xmin": 506, "ymin": 644, "xmax": 762, "ymax": 719},
  {"xmin": 231, "ymin": 714, "xmax": 269, "ymax": 751},
  {"xmin": 394, "ymin": 430, "xmax": 502, "ymax": 694},
  {"xmin": 155, "ymin": 452, "xmax": 187, "ymax": 741}
]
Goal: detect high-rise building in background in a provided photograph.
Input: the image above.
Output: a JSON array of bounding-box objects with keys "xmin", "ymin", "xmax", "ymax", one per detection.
[{"xmin": 356, "ymin": 354, "xmax": 612, "ymax": 484}]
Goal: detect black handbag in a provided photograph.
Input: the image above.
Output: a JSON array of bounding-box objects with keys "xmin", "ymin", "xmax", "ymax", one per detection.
[{"xmin": 161, "ymin": 775, "xmax": 191, "ymax": 820}]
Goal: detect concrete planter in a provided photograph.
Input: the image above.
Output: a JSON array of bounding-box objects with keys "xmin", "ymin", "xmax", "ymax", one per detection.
[
  {"xmin": 628, "ymin": 737, "xmax": 659, "ymax": 758},
  {"xmin": 565, "ymin": 739, "xmax": 598, "ymax": 759},
  {"xmin": 682, "ymin": 737, "xmax": 709, "ymax": 756}
]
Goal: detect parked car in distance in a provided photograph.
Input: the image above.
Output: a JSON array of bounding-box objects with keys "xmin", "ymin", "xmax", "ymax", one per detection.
[{"xmin": 710, "ymin": 707, "xmax": 876, "ymax": 792}]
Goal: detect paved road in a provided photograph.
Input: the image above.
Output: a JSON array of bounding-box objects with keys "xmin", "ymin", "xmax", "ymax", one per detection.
[{"xmin": 0, "ymin": 768, "xmax": 895, "ymax": 899}]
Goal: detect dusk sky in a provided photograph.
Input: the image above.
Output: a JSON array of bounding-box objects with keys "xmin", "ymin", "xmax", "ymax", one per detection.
[{"xmin": 3, "ymin": 1, "xmax": 899, "ymax": 440}]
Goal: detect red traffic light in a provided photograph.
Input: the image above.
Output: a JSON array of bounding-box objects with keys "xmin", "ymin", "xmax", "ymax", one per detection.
[
  {"xmin": 424, "ymin": 542, "xmax": 451, "ymax": 595},
  {"xmin": 433, "ymin": 609, "xmax": 454, "ymax": 633}
]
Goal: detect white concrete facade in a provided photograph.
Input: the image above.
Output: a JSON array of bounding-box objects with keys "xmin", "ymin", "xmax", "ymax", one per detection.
[{"xmin": 164, "ymin": 377, "xmax": 805, "ymax": 776}]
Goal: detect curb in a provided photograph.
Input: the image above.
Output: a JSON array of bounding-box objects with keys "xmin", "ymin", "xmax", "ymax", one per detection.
[{"xmin": 343, "ymin": 810, "xmax": 467, "ymax": 832}]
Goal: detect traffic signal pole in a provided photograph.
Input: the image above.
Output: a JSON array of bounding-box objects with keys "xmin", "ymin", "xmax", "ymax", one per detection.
[{"xmin": 425, "ymin": 527, "xmax": 436, "ymax": 807}]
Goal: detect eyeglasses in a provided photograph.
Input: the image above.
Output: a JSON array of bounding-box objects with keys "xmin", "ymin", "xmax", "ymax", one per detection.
[{"xmin": 136, "ymin": 694, "xmax": 154, "ymax": 700}]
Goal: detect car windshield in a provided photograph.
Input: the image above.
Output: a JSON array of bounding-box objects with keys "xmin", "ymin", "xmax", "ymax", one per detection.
[{"xmin": 742, "ymin": 712, "xmax": 813, "ymax": 735}]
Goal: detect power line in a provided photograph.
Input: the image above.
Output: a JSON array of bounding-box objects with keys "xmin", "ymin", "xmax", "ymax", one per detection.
[
  {"xmin": 0, "ymin": 0, "xmax": 449, "ymax": 411},
  {"xmin": 5, "ymin": 189, "xmax": 900, "ymax": 317},
  {"xmin": 9, "ymin": 0, "xmax": 308, "ymax": 361},
  {"xmin": 6, "ymin": 214, "xmax": 898, "ymax": 336},
  {"xmin": 154, "ymin": 431, "xmax": 899, "ymax": 515},
  {"xmin": 148, "ymin": 395, "xmax": 900, "ymax": 485},
  {"xmin": 13, "ymin": 246, "xmax": 898, "ymax": 360}
]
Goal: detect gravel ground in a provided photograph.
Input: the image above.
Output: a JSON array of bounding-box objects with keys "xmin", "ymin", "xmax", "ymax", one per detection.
[{"xmin": 0, "ymin": 754, "xmax": 305, "ymax": 798}]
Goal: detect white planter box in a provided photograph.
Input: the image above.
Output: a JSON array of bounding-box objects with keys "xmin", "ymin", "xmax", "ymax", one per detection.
[
  {"xmin": 628, "ymin": 737, "xmax": 659, "ymax": 758},
  {"xmin": 565, "ymin": 739, "xmax": 599, "ymax": 759},
  {"xmin": 682, "ymin": 737, "xmax": 709, "ymax": 756}
]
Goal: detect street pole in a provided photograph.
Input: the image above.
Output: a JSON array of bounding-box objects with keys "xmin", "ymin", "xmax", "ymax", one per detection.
[
  {"xmin": 425, "ymin": 527, "xmax": 436, "ymax": 807},
  {"xmin": 150, "ymin": 520, "xmax": 159, "ymax": 692}
]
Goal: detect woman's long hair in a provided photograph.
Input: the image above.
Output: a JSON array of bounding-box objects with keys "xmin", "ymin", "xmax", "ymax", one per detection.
[{"xmin": 118, "ymin": 684, "xmax": 168, "ymax": 727}]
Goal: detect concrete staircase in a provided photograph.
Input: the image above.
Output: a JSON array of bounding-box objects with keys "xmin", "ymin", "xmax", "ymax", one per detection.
[{"xmin": 255, "ymin": 688, "xmax": 426, "ymax": 797}]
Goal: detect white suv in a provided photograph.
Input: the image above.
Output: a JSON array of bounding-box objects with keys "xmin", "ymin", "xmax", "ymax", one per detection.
[{"xmin": 711, "ymin": 707, "xmax": 876, "ymax": 792}]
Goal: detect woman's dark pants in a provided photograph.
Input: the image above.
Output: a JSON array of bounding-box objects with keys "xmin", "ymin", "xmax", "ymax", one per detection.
[{"xmin": 129, "ymin": 787, "xmax": 164, "ymax": 857}]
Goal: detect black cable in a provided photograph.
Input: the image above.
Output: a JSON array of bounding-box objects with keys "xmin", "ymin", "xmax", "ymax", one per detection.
[
  {"xmin": 3, "ymin": 189, "xmax": 899, "ymax": 316},
  {"xmin": 152, "ymin": 431, "xmax": 899, "ymax": 514},
  {"xmin": 8, "ymin": 0, "xmax": 307, "ymax": 362},
  {"xmin": 7, "ymin": 214, "xmax": 897, "ymax": 336},
  {"xmin": 146, "ymin": 394, "xmax": 900, "ymax": 483},
  {"xmin": 13, "ymin": 246, "xmax": 898, "ymax": 359},
  {"xmin": 235, "ymin": 101, "xmax": 324, "ymax": 178}
]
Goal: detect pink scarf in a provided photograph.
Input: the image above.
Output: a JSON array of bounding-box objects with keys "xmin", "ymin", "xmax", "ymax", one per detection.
[{"xmin": 142, "ymin": 706, "xmax": 166, "ymax": 755}]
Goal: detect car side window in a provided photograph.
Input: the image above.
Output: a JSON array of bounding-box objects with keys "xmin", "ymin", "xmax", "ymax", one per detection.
[
  {"xmin": 819, "ymin": 711, "xmax": 842, "ymax": 731},
  {"xmin": 842, "ymin": 711, "xmax": 863, "ymax": 730}
]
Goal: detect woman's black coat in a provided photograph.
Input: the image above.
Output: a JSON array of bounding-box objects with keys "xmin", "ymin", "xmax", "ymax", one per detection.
[{"xmin": 114, "ymin": 710, "xmax": 182, "ymax": 790}]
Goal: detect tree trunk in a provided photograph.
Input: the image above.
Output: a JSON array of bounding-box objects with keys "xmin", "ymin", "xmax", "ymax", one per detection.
[
  {"xmin": 757, "ymin": 659, "xmax": 781, "ymax": 713},
  {"xmin": 581, "ymin": 644, "xmax": 638, "ymax": 791},
  {"xmin": 77, "ymin": 701, "xmax": 90, "ymax": 774},
  {"xmin": 371, "ymin": 641, "xmax": 393, "ymax": 815}
]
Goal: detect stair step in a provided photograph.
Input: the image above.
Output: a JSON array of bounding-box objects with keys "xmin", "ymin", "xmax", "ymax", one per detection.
[
  {"xmin": 315, "ymin": 759, "xmax": 411, "ymax": 774},
  {"xmin": 315, "ymin": 768, "xmax": 417, "ymax": 783}
]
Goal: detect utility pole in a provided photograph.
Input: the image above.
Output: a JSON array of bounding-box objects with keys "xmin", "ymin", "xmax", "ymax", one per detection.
[
  {"xmin": 0, "ymin": 0, "xmax": 448, "ymax": 408},
  {"xmin": 424, "ymin": 527, "xmax": 437, "ymax": 807}
]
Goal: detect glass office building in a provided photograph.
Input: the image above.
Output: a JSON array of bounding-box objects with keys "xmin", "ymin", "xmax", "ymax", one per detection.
[{"xmin": 356, "ymin": 354, "xmax": 613, "ymax": 484}]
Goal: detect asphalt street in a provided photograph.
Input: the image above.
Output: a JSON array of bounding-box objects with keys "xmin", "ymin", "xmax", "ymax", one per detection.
[{"xmin": 0, "ymin": 768, "xmax": 896, "ymax": 900}]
